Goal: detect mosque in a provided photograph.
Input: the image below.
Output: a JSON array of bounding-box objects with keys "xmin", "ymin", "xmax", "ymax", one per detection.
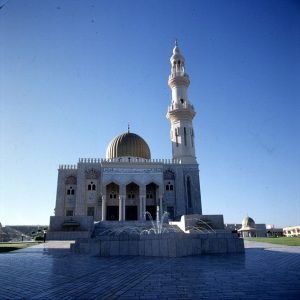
[{"xmin": 48, "ymin": 42, "xmax": 203, "ymax": 239}]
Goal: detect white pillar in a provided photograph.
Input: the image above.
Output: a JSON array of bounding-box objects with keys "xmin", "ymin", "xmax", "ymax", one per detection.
[
  {"xmin": 139, "ymin": 196, "xmax": 142, "ymax": 221},
  {"xmin": 101, "ymin": 195, "xmax": 106, "ymax": 221},
  {"xmin": 119, "ymin": 196, "xmax": 123, "ymax": 221},
  {"xmin": 143, "ymin": 197, "xmax": 146, "ymax": 220},
  {"xmin": 139, "ymin": 196, "xmax": 146, "ymax": 221},
  {"xmin": 122, "ymin": 196, "xmax": 126, "ymax": 221},
  {"xmin": 159, "ymin": 195, "xmax": 163, "ymax": 219}
]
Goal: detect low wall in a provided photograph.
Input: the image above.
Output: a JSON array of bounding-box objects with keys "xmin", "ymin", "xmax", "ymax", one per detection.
[
  {"xmin": 72, "ymin": 232, "xmax": 244, "ymax": 257},
  {"xmin": 170, "ymin": 214, "xmax": 225, "ymax": 232},
  {"xmin": 47, "ymin": 231, "xmax": 90, "ymax": 240},
  {"xmin": 49, "ymin": 216, "xmax": 94, "ymax": 231}
]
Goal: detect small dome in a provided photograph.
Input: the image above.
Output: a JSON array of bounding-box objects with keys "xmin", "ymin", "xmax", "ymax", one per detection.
[
  {"xmin": 106, "ymin": 132, "xmax": 151, "ymax": 160},
  {"xmin": 173, "ymin": 45, "xmax": 180, "ymax": 55},
  {"xmin": 242, "ymin": 216, "xmax": 255, "ymax": 228},
  {"xmin": 170, "ymin": 41, "xmax": 185, "ymax": 63}
]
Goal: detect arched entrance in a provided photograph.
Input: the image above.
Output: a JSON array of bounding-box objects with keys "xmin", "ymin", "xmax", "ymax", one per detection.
[
  {"xmin": 125, "ymin": 182, "xmax": 139, "ymax": 220},
  {"xmin": 106, "ymin": 182, "xmax": 119, "ymax": 221},
  {"xmin": 146, "ymin": 182, "xmax": 159, "ymax": 220}
]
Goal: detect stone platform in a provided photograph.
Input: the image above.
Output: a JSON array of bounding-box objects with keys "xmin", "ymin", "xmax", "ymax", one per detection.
[
  {"xmin": 0, "ymin": 240, "xmax": 299, "ymax": 299},
  {"xmin": 72, "ymin": 231, "xmax": 244, "ymax": 257}
]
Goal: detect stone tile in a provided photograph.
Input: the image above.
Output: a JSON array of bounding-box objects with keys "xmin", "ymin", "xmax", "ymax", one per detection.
[{"xmin": 0, "ymin": 241, "xmax": 299, "ymax": 299}]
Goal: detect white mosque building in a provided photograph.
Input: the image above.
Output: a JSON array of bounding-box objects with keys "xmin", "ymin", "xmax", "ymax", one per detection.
[{"xmin": 49, "ymin": 42, "xmax": 203, "ymax": 238}]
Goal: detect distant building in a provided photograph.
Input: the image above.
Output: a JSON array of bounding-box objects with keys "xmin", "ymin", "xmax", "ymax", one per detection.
[
  {"xmin": 225, "ymin": 216, "xmax": 281, "ymax": 238},
  {"xmin": 283, "ymin": 225, "xmax": 300, "ymax": 237},
  {"xmin": 266, "ymin": 225, "xmax": 283, "ymax": 237}
]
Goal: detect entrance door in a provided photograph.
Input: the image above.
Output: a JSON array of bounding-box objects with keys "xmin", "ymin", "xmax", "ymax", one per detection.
[
  {"xmin": 126, "ymin": 206, "xmax": 138, "ymax": 220},
  {"xmin": 146, "ymin": 206, "xmax": 156, "ymax": 220},
  {"xmin": 106, "ymin": 206, "xmax": 119, "ymax": 221}
]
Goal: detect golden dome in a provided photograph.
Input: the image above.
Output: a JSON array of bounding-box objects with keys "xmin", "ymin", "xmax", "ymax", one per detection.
[
  {"xmin": 242, "ymin": 216, "xmax": 255, "ymax": 228},
  {"xmin": 106, "ymin": 132, "xmax": 151, "ymax": 160}
]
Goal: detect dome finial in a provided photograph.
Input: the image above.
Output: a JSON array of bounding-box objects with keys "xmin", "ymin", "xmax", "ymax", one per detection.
[
  {"xmin": 173, "ymin": 39, "xmax": 180, "ymax": 55},
  {"xmin": 128, "ymin": 122, "xmax": 130, "ymax": 133}
]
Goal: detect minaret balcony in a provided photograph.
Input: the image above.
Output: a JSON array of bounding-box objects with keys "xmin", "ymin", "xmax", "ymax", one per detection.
[
  {"xmin": 168, "ymin": 72, "xmax": 189, "ymax": 80},
  {"xmin": 167, "ymin": 103, "xmax": 196, "ymax": 121},
  {"xmin": 168, "ymin": 74, "xmax": 190, "ymax": 88},
  {"xmin": 168, "ymin": 102, "xmax": 195, "ymax": 112}
]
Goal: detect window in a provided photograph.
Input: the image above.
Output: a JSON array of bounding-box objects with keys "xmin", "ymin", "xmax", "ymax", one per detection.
[
  {"xmin": 67, "ymin": 186, "xmax": 75, "ymax": 195},
  {"xmin": 184, "ymin": 127, "xmax": 187, "ymax": 146},
  {"xmin": 66, "ymin": 210, "xmax": 73, "ymax": 216},
  {"xmin": 109, "ymin": 192, "xmax": 117, "ymax": 199},
  {"xmin": 180, "ymin": 98, "xmax": 184, "ymax": 104},
  {"xmin": 146, "ymin": 192, "xmax": 153, "ymax": 199},
  {"xmin": 175, "ymin": 128, "xmax": 179, "ymax": 147},
  {"xmin": 165, "ymin": 182, "xmax": 174, "ymax": 192},
  {"xmin": 88, "ymin": 181, "xmax": 96, "ymax": 191},
  {"xmin": 128, "ymin": 192, "xmax": 135, "ymax": 199}
]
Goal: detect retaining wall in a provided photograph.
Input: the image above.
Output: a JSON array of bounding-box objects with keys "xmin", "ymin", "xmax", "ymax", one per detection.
[{"xmin": 71, "ymin": 232, "xmax": 244, "ymax": 257}]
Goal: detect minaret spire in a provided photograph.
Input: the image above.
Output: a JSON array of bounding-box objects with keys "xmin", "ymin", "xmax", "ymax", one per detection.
[
  {"xmin": 166, "ymin": 43, "xmax": 197, "ymax": 164},
  {"xmin": 128, "ymin": 122, "xmax": 130, "ymax": 133}
]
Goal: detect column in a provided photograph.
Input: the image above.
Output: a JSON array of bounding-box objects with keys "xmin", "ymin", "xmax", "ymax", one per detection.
[
  {"xmin": 139, "ymin": 185, "xmax": 146, "ymax": 221},
  {"xmin": 159, "ymin": 195, "xmax": 163, "ymax": 219},
  {"xmin": 101, "ymin": 195, "xmax": 106, "ymax": 221},
  {"xmin": 139, "ymin": 196, "xmax": 146, "ymax": 221},
  {"xmin": 118, "ymin": 196, "xmax": 123, "ymax": 221},
  {"xmin": 122, "ymin": 196, "xmax": 126, "ymax": 221}
]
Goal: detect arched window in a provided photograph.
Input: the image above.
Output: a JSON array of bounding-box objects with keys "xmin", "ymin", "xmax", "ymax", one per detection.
[
  {"xmin": 184, "ymin": 127, "xmax": 187, "ymax": 146},
  {"xmin": 67, "ymin": 186, "xmax": 75, "ymax": 195},
  {"xmin": 128, "ymin": 192, "xmax": 135, "ymax": 199},
  {"xmin": 87, "ymin": 181, "xmax": 96, "ymax": 191},
  {"xmin": 175, "ymin": 128, "xmax": 179, "ymax": 147},
  {"xmin": 165, "ymin": 181, "xmax": 174, "ymax": 192},
  {"xmin": 146, "ymin": 192, "xmax": 153, "ymax": 199},
  {"xmin": 109, "ymin": 191, "xmax": 117, "ymax": 199},
  {"xmin": 186, "ymin": 176, "xmax": 192, "ymax": 208}
]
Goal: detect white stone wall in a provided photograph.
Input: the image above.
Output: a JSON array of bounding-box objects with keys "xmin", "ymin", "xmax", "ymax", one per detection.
[{"xmin": 53, "ymin": 160, "xmax": 202, "ymax": 224}]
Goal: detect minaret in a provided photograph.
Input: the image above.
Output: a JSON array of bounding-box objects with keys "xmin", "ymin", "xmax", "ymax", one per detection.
[{"xmin": 166, "ymin": 41, "xmax": 197, "ymax": 164}]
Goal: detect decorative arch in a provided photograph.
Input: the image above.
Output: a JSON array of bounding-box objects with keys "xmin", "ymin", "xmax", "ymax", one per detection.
[
  {"xmin": 85, "ymin": 168, "xmax": 100, "ymax": 179},
  {"xmin": 164, "ymin": 170, "xmax": 175, "ymax": 180},
  {"xmin": 65, "ymin": 175, "xmax": 77, "ymax": 185}
]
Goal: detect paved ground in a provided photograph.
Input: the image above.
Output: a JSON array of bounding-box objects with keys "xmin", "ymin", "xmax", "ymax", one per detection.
[{"xmin": 0, "ymin": 240, "xmax": 299, "ymax": 299}]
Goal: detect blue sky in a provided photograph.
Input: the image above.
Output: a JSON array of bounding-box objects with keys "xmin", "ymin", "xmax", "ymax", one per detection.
[{"xmin": 0, "ymin": 0, "xmax": 299, "ymax": 227}]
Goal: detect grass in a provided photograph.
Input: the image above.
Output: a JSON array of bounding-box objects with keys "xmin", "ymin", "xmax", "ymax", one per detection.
[
  {"xmin": 244, "ymin": 237, "xmax": 300, "ymax": 246},
  {"xmin": 0, "ymin": 243, "xmax": 38, "ymax": 253}
]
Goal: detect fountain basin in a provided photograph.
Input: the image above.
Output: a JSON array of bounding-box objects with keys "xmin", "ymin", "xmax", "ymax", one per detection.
[{"xmin": 71, "ymin": 231, "xmax": 244, "ymax": 257}]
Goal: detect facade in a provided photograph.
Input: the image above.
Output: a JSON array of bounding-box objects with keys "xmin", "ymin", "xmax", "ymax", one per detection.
[
  {"xmin": 283, "ymin": 225, "xmax": 300, "ymax": 237},
  {"xmin": 49, "ymin": 43, "xmax": 202, "ymax": 235},
  {"xmin": 226, "ymin": 217, "xmax": 285, "ymax": 238},
  {"xmin": 225, "ymin": 216, "xmax": 267, "ymax": 238}
]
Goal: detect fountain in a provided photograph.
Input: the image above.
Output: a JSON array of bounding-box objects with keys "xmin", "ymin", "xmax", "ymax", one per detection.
[{"xmin": 71, "ymin": 209, "xmax": 244, "ymax": 256}]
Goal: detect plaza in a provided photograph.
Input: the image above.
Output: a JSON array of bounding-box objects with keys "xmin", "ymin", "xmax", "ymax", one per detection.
[{"xmin": 0, "ymin": 240, "xmax": 299, "ymax": 299}]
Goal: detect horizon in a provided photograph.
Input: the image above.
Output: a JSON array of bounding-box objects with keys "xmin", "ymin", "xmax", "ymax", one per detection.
[{"xmin": 1, "ymin": 0, "xmax": 299, "ymax": 228}]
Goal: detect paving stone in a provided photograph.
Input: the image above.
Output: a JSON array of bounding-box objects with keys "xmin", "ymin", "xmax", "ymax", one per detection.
[{"xmin": 0, "ymin": 241, "xmax": 299, "ymax": 299}]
